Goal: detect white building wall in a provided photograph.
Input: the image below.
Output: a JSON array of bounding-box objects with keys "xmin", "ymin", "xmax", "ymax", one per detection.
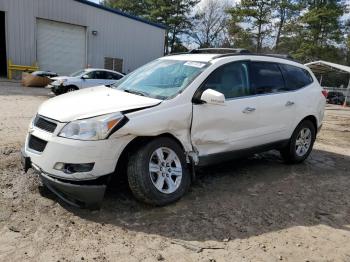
[{"xmin": 0, "ymin": 0, "xmax": 165, "ymax": 74}]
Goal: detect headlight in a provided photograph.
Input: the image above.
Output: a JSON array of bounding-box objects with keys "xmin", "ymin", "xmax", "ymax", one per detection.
[
  {"xmin": 28, "ymin": 116, "xmax": 35, "ymax": 131},
  {"xmin": 58, "ymin": 112, "xmax": 126, "ymax": 140},
  {"xmin": 56, "ymin": 79, "xmax": 67, "ymax": 85}
]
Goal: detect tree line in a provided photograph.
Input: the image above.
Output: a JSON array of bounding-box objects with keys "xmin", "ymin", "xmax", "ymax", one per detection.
[{"xmin": 103, "ymin": 0, "xmax": 350, "ymax": 65}]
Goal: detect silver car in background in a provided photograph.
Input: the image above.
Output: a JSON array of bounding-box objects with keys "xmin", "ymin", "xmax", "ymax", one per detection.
[{"xmin": 49, "ymin": 68, "xmax": 124, "ymax": 95}]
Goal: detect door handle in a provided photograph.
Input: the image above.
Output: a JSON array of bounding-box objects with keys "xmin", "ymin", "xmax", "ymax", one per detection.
[
  {"xmin": 242, "ymin": 107, "xmax": 256, "ymax": 113},
  {"xmin": 285, "ymin": 101, "xmax": 295, "ymax": 106}
]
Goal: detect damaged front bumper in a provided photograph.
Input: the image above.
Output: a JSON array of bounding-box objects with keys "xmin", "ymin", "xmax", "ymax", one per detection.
[{"xmin": 21, "ymin": 149, "xmax": 107, "ymax": 209}]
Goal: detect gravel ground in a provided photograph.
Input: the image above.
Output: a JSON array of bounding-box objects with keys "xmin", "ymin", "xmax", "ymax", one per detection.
[{"xmin": 0, "ymin": 84, "xmax": 350, "ymax": 262}]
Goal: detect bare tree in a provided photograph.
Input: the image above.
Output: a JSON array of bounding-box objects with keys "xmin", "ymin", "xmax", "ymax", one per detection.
[{"xmin": 189, "ymin": 0, "xmax": 230, "ymax": 48}]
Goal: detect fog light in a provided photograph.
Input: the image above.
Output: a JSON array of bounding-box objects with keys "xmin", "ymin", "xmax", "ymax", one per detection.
[{"xmin": 54, "ymin": 162, "xmax": 95, "ymax": 174}]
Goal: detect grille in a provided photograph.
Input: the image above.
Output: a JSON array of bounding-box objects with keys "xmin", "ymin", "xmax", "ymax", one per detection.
[
  {"xmin": 28, "ymin": 135, "xmax": 47, "ymax": 152},
  {"xmin": 34, "ymin": 116, "xmax": 57, "ymax": 133}
]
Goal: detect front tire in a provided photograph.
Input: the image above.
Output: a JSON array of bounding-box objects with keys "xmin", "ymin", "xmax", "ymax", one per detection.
[
  {"xmin": 127, "ymin": 137, "xmax": 191, "ymax": 206},
  {"xmin": 65, "ymin": 86, "xmax": 78, "ymax": 93},
  {"xmin": 280, "ymin": 120, "xmax": 316, "ymax": 164}
]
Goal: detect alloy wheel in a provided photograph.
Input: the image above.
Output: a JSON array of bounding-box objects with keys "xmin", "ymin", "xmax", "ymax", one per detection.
[
  {"xmin": 295, "ymin": 127, "xmax": 312, "ymax": 157},
  {"xmin": 149, "ymin": 147, "xmax": 183, "ymax": 194}
]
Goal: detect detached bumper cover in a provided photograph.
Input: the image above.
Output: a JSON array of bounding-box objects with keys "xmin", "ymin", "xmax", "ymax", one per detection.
[
  {"xmin": 50, "ymin": 85, "xmax": 65, "ymax": 95},
  {"xmin": 38, "ymin": 171, "xmax": 106, "ymax": 209},
  {"xmin": 23, "ymin": 147, "xmax": 107, "ymax": 209}
]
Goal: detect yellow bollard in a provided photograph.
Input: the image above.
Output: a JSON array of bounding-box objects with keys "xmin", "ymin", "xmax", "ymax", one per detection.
[
  {"xmin": 7, "ymin": 59, "xmax": 12, "ymax": 80},
  {"xmin": 7, "ymin": 59, "xmax": 39, "ymax": 80}
]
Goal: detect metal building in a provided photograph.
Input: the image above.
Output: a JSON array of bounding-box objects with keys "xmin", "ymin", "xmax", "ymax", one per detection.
[{"xmin": 0, "ymin": 0, "xmax": 166, "ymax": 77}]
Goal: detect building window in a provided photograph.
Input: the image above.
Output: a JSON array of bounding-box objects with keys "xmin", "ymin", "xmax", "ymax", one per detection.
[{"xmin": 104, "ymin": 57, "xmax": 123, "ymax": 73}]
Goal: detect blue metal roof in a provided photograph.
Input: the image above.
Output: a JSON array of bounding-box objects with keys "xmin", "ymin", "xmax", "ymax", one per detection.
[{"xmin": 74, "ymin": 0, "xmax": 167, "ymax": 30}]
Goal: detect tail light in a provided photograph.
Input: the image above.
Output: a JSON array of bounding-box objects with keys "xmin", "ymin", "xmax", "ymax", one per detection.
[{"xmin": 322, "ymin": 90, "xmax": 328, "ymax": 98}]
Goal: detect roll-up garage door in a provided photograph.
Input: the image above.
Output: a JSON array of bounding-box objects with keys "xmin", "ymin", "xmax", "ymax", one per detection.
[{"xmin": 37, "ymin": 19, "xmax": 86, "ymax": 75}]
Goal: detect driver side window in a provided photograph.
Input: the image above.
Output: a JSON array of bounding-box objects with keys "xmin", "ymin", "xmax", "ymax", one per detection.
[
  {"xmin": 202, "ymin": 61, "xmax": 251, "ymax": 99},
  {"xmin": 84, "ymin": 71, "xmax": 95, "ymax": 79}
]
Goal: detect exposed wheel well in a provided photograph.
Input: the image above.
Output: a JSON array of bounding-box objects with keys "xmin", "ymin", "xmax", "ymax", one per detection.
[{"xmin": 112, "ymin": 134, "xmax": 186, "ymax": 181}]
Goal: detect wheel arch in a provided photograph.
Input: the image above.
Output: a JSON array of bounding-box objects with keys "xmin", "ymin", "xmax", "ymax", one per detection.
[
  {"xmin": 300, "ymin": 115, "xmax": 318, "ymax": 133},
  {"xmin": 113, "ymin": 133, "xmax": 188, "ymax": 180},
  {"xmin": 65, "ymin": 84, "xmax": 79, "ymax": 91}
]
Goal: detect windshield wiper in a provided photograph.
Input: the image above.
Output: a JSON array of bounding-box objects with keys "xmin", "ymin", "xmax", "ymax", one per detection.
[{"xmin": 123, "ymin": 89, "xmax": 147, "ymax": 97}]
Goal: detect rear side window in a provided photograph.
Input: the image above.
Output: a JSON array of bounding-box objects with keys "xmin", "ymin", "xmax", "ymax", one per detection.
[
  {"xmin": 112, "ymin": 73, "xmax": 123, "ymax": 80},
  {"xmin": 105, "ymin": 72, "xmax": 123, "ymax": 80},
  {"xmin": 280, "ymin": 64, "xmax": 313, "ymax": 91},
  {"xmin": 250, "ymin": 62, "xmax": 286, "ymax": 94}
]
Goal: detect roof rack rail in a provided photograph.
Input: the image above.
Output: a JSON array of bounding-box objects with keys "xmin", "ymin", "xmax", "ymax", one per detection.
[
  {"xmin": 166, "ymin": 49, "xmax": 296, "ymax": 62},
  {"xmin": 165, "ymin": 52, "xmax": 189, "ymax": 56},
  {"xmin": 212, "ymin": 52, "xmax": 295, "ymax": 61},
  {"xmin": 189, "ymin": 48, "xmax": 251, "ymax": 54},
  {"xmin": 264, "ymin": 53, "xmax": 294, "ymax": 60}
]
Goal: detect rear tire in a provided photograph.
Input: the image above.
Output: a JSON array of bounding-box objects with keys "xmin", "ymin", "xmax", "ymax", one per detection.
[
  {"xmin": 280, "ymin": 120, "xmax": 316, "ymax": 164},
  {"xmin": 127, "ymin": 137, "xmax": 191, "ymax": 206}
]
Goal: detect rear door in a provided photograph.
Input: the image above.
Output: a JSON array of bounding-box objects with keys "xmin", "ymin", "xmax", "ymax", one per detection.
[
  {"xmin": 104, "ymin": 71, "xmax": 123, "ymax": 85},
  {"xmin": 249, "ymin": 61, "xmax": 296, "ymax": 143},
  {"xmin": 279, "ymin": 63, "xmax": 317, "ymax": 130}
]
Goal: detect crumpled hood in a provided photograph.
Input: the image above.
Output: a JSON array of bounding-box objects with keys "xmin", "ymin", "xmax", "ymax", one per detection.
[{"xmin": 38, "ymin": 86, "xmax": 162, "ymax": 122}]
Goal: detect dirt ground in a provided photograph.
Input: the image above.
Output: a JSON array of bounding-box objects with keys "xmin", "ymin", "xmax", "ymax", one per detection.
[{"xmin": 0, "ymin": 84, "xmax": 350, "ymax": 262}]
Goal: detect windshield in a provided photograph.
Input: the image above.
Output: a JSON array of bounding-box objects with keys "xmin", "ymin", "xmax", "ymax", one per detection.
[
  {"xmin": 113, "ymin": 59, "xmax": 209, "ymax": 99},
  {"xmin": 70, "ymin": 69, "xmax": 87, "ymax": 77}
]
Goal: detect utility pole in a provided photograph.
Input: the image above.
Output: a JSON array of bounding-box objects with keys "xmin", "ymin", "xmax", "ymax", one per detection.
[{"xmin": 344, "ymin": 79, "xmax": 350, "ymax": 107}]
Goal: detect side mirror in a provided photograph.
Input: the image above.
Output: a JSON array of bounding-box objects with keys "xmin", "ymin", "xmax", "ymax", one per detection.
[
  {"xmin": 81, "ymin": 75, "xmax": 89, "ymax": 80},
  {"xmin": 200, "ymin": 89, "xmax": 225, "ymax": 105}
]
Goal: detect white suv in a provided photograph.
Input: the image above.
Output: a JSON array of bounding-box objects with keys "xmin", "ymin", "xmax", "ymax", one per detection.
[{"xmin": 22, "ymin": 50, "xmax": 326, "ymax": 208}]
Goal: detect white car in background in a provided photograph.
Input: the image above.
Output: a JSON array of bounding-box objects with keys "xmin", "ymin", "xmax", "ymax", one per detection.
[
  {"xmin": 49, "ymin": 68, "xmax": 124, "ymax": 95},
  {"xmin": 22, "ymin": 49, "xmax": 326, "ymax": 208}
]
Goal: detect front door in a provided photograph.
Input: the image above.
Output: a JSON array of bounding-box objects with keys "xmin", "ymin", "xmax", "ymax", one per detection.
[
  {"xmin": 191, "ymin": 61, "xmax": 262, "ymax": 157},
  {"xmin": 82, "ymin": 71, "xmax": 106, "ymax": 88}
]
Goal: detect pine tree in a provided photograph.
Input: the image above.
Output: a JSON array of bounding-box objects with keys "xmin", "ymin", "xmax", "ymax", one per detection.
[
  {"xmin": 227, "ymin": 0, "xmax": 273, "ymax": 52},
  {"xmin": 272, "ymin": 0, "xmax": 301, "ymax": 51},
  {"xmin": 293, "ymin": 0, "xmax": 343, "ymax": 62},
  {"xmin": 102, "ymin": 0, "xmax": 149, "ymax": 17}
]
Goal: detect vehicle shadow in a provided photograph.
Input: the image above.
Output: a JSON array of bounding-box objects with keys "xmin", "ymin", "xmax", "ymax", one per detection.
[{"xmin": 61, "ymin": 148, "xmax": 350, "ymax": 242}]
